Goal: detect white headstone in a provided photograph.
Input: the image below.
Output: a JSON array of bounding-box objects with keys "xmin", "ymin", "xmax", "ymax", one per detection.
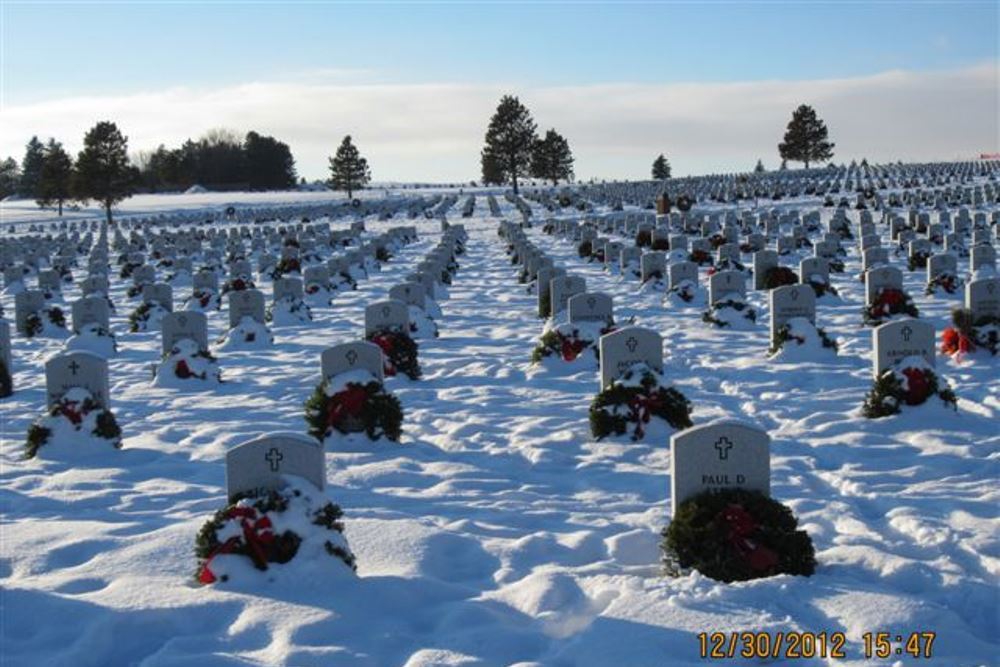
[
  {"xmin": 45, "ymin": 351, "xmax": 110, "ymax": 408},
  {"xmin": 161, "ymin": 311, "xmax": 209, "ymax": 355},
  {"xmin": 225, "ymin": 432, "xmax": 325, "ymax": 500},
  {"xmin": 321, "ymin": 341, "xmax": 384, "ymax": 382},
  {"xmin": 364, "ymin": 299, "xmax": 408, "ymax": 335},
  {"xmin": 598, "ymin": 326, "xmax": 662, "ymax": 389},
  {"xmin": 872, "ymin": 319, "xmax": 935, "ymax": 377}
]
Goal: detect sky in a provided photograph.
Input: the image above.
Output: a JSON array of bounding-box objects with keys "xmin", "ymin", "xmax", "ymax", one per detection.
[{"xmin": 0, "ymin": 0, "xmax": 997, "ymax": 182}]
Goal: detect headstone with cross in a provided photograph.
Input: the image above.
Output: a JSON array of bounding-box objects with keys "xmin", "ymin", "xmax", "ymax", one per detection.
[
  {"xmin": 768, "ymin": 284, "xmax": 817, "ymax": 347},
  {"xmin": 670, "ymin": 420, "xmax": 771, "ymax": 516},
  {"xmin": 872, "ymin": 319, "xmax": 935, "ymax": 378},
  {"xmin": 567, "ymin": 292, "xmax": 613, "ymax": 324},
  {"xmin": 227, "ymin": 289, "xmax": 266, "ymax": 328},
  {"xmin": 321, "ymin": 341, "xmax": 385, "ymax": 383},
  {"xmin": 620, "ymin": 246, "xmax": 642, "ymax": 274},
  {"xmin": 549, "ymin": 275, "xmax": 587, "ymax": 317},
  {"xmin": 132, "ymin": 264, "xmax": 156, "ymax": 289},
  {"xmin": 193, "ymin": 269, "xmax": 219, "ymax": 293},
  {"xmin": 966, "ymin": 276, "xmax": 1000, "ymax": 320},
  {"xmin": 970, "ymin": 244, "xmax": 996, "ymax": 273},
  {"xmin": 364, "ymin": 299, "xmax": 408, "ymax": 336},
  {"xmin": 38, "ymin": 270, "xmax": 62, "ymax": 294},
  {"xmin": 864, "ymin": 266, "xmax": 904, "ymax": 306},
  {"xmin": 161, "ymin": 311, "xmax": 209, "ymax": 355},
  {"xmin": 926, "ymin": 253, "xmax": 957, "ymax": 288},
  {"xmin": 389, "ymin": 283, "xmax": 426, "ymax": 310},
  {"xmin": 272, "ymin": 277, "xmax": 304, "ymax": 303},
  {"xmin": 598, "ymin": 326, "xmax": 663, "ymax": 390},
  {"xmin": 536, "ymin": 266, "xmax": 565, "ymax": 316},
  {"xmin": 80, "ymin": 275, "xmax": 110, "ymax": 298},
  {"xmin": 708, "ymin": 270, "xmax": 746, "ymax": 306},
  {"xmin": 13, "ymin": 290, "xmax": 46, "ymax": 336},
  {"xmin": 225, "ymin": 432, "xmax": 326, "ymax": 501},
  {"xmin": 640, "ymin": 252, "xmax": 666, "ymax": 282},
  {"xmin": 799, "ymin": 257, "xmax": 829, "ymax": 287},
  {"xmin": 44, "ymin": 351, "xmax": 110, "ymax": 409},
  {"xmin": 752, "ymin": 250, "xmax": 779, "ymax": 290},
  {"xmin": 142, "ymin": 283, "xmax": 173, "ymax": 311},
  {"xmin": 668, "ymin": 261, "xmax": 698, "ymax": 291}
]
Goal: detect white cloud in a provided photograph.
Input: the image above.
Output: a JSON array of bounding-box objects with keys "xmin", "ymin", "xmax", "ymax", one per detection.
[{"xmin": 0, "ymin": 63, "xmax": 996, "ymax": 181}]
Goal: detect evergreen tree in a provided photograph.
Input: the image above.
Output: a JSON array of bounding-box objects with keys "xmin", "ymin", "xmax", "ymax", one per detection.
[
  {"xmin": 778, "ymin": 104, "xmax": 834, "ymax": 168},
  {"xmin": 482, "ymin": 95, "xmax": 537, "ymax": 194},
  {"xmin": 73, "ymin": 121, "xmax": 137, "ymax": 224},
  {"xmin": 480, "ymin": 150, "xmax": 505, "ymax": 186},
  {"xmin": 0, "ymin": 157, "xmax": 20, "ymax": 199},
  {"xmin": 652, "ymin": 154, "xmax": 671, "ymax": 180},
  {"xmin": 245, "ymin": 131, "xmax": 297, "ymax": 190},
  {"xmin": 37, "ymin": 139, "xmax": 73, "ymax": 215},
  {"xmin": 754, "ymin": 159, "xmax": 765, "ymax": 173},
  {"xmin": 328, "ymin": 135, "xmax": 370, "ymax": 198},
  {"xmin": 530, "ymin": 129, "xmax": 574, "ymax": 185},
  {"xmin": 20, "ymin": 136, "xmax": 46, "ymax": 198},
  {"xmin": 780, "ymin": 158, "xmax": 788, "ymax": 171}
]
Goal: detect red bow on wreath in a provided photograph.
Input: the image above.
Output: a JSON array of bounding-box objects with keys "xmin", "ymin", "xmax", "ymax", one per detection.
[
  {"xmin": 872, "ymin": 289, "xmax": 904, "ymax": 318},
  {"xmin": 720, "ymin": 504, "xmax": 779, "ymax": 572},
  {"xmin": 941, "ymin": 327, "xmax": 975, "ymax": 356},
  {"xmin": 327, "ymin": 385, "xmax": 368, "ymax": 429},
  {"xmin": 58, "ymin": 400, "xmax": 83, "ymax": 425},
  {"xmin": 175, "ymin": 359, "xmax": 203, "ymax": 380},
  {"xmin": 199, "ymin": 293, "xmax": 212, "ymax": 308},
  {"xmin": 900, "ymin": 367, "xmax": 932, "ymax": 405},
  {"xmin": 198, "ymin": 506, "xmax": 275, "ymax": 584},
  {"xmin": 627, "ymin": 392, "xmax": 663, "ymax": 439},
  {"xmin": 372, "ymin": 334, "xmax": 397, "ymax": 376},
  {"xmin": 560, "ymin": 335, "xmax": 588, "ymax": 362}
]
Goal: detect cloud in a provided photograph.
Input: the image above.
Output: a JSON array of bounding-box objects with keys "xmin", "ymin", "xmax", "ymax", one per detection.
[{"xmin": 0, "ymin": 63, "xmax": 996, "ymax": 181}]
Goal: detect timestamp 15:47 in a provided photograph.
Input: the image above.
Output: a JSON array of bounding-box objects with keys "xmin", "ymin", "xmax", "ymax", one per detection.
[{"xmin": 862, "ymin": 632, "xmax": 936, "ymax": 659}]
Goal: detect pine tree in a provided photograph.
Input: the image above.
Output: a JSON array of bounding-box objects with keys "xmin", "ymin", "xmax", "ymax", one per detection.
[
  {"xmin": 480, "ymin": 150, "xmax": 505, "ymax": 186},
  {"xmin": 778, "ymin": 104, "xmax": 834, "ymax": 169},
  {"xmin": 37, "ymin": 139, "xmax": 73, "ymax": 216},
  {"xmin": 245, "ymin": 131, "xmax": 297, "ymax": 190},
  {"xmin": 328, "ymin": 135, "xmax": 370, "ymax": 199},
  {"xmin": 652, "ymin": 154, "xmax": 671, "ymax": 180},
  {"xmin": 482, "ymin": 95, "xmax": 537, "ymax": 194},
  {"xmin": 530, "ymin": 129, "xmax": 574, "ymax": 186},
  {"xmin": 73, "ymin": 121, "xmax": 137, "ymax": 224},
  {"xmin": 0, "ymin": 158, "xmax": 19, "ymax": 199},
  {"xmin": 20, "ymin": 136, "xmax": 46, "ymax": 199},
  {"xmin": 754, "ymin": 159, "xmax": 765, "ymax": 173}
]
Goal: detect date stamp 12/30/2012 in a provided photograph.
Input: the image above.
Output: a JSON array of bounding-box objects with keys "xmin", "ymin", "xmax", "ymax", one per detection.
[{"xmin": 697, "ymin": 631, "xmax": 936, "ymax": 660}]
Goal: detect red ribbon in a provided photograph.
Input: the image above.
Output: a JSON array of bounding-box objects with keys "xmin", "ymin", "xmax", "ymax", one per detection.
[
  {"xmin": 627, "ymin": 392, "xmax": 663, "ymax": 439},
  {"xmin": 327, "ymin": 385, "xmax": 368, "ymax": 429},
  {"xmin": 198, "ymin": 506, "xmax": 275, "ymax": 584},
  {"xmin": 871, "ymin": 288, "xmax": 905, "ymax": 318},
  {"xmin": 720, "ymin": 504, "xmax": 779, "ymax": 572},
  {"xmin": 58, "ymin": 401, "xmax": 83, "ymax": 425},
  {"xmin": 373, "ymin": 334, "xmax": 397, "ymax": 376},
  {"xmin": 559, "ymin": 335, "xmax": 588, "ymax": 362},
  {"xmin": 900, "ymin": 367, "xmax": 932, "ymax": 405},
  {"xmin": 941, "ymin": 327, "xmax": 975, "ymax": 356}
]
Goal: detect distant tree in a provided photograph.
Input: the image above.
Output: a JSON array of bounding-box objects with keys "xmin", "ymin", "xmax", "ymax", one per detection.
[
  {"xmin": 0, "ymin": 157, "xmax": 20, "ymax": 199},
  {"xmin": 778, "ymin": 104, "xmax": 834, "ymax": 169},
  {"xmin": 328, "ymin": 135, "xmax": 370, "ymax": 198},
  {"xmin": 20, "ymin": 136, "xmax": 46, "ymax": 198},
  {"xmin": 73, "ymin": 121, "xmax": 137, "ymax": 224},
  {"xmin": 482, "ymin": 95, "xmax": 537, "ymax": 194},
  {"xmin": 195, "ymin": 128, "xmax": 246, "ymax": 188},
  {"xmin": 531, "ymin": 129, "xmax": 574, "ymax": 185},
  {"xmin": 480, "ymin": 150, "xmax": 505, "ymax": 186},
  {"xmin": 37, "ymin": 139, "xmax": 73, "ymax": 215},
  {"xmin": 652, "ymin": 154, "xmax": 671, "ymax": 180},
  {"xmin": 754, "ymin": 159, "xmax": 765, "ymax": 173},
  {"xmin": 780, "ymin": 158, "xmax": 788, "ymax": 171},
  {"xmin": 245, "ymin": 131, "xmax": 297, "ymax": 190}
]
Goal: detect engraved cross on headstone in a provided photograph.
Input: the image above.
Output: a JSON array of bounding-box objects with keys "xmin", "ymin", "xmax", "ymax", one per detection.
[
  {"xmin": 626, "ymin": 337, "xmax": 638, "ymax": 353},
  {"xmin": 265, "ymin": 447, "xmax": 283, "ymax": 472},
  {"xmin": 901, "ymin": 325, "xmax": 913, "ymax": 342},
  {"xmin": 69, "ymin": 361, "xmax": 80, "ymax": 375},
  {"xmin": 715, "ymin": 437, "xmax": 733, "ymax": 460},
  {"xmin": 346, "ymin": 350, "xmax": 358, "ymax": 365}
]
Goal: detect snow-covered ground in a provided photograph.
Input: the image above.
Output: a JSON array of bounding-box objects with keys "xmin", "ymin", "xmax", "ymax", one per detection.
[{"xmin": 1, "ymin": 192, "xmax": 997, "ymax": 666}]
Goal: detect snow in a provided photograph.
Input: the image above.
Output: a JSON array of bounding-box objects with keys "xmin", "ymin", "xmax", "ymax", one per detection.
[{"xmin": 1, "ymin": 190, "xmax": 998, "ymax": 666}]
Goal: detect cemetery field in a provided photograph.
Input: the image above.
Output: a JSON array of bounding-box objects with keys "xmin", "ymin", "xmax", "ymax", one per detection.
[{"xmin": 1, "ymin": 190, "xmax": 998, "ymax": 667}]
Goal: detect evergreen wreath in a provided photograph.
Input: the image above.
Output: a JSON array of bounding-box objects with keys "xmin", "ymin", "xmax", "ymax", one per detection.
[
  {"xmin": 304, "ymin": 379, "xmax": 403, "ymax": 442},
  {"xmin": 188, "ymin": 288, "xmax": 220, "ymax": 309},
  {"xmin": 376, "ymin": 247, "xmax": 392, "ymax": 263},
  {"xmin": 531, "ymin": 323, "xmax": 616, "ymax": 364},
  {"xmin": 367, "ymin": 329, "xmax": 422, "ymax": 380},
  {"xmin": 25, "ymin": 307, "xmax": 66, "ymax": 337},
  {"xmin": 806, "ymin": 276, "xmax": 839, "ymax": 298},
  {"xmin": 128, "ymin": 302, "xmax": 157, "ymax": 332},
  {"xmin": 651, "ymin": 238, "xmax": 670, "ymax": 251},
  {"xmin": 925, "ymin": 273, "xmax": 960, "ymax": 296},
  {"xmin": 25, "ymin": 393, "xmax": 122, "ymax": 458},
  {"xmin": 763, "ymin": 266, "xmax": 799, "ymax": 289},
  {"xmin": 941, "ymin": 309, "xmax": 999, "ymax": 356},
  {"xmin": 635, "ymin": 230, "xmax": 652, "ymax": 248},
  {"xmin": 689, "ymin": 249, "xmax": 713, "ymax": 266},
  {"xmin": 862, "ymin": 363, "xmax": 957, "ymax": 418},
  {"xmin": 590, "ymin": 367, "xmax": 693, "ymax": 441},
  {"xmin": 578, "ymin": 239, "xmax": 593, "ymax": 258},
  {"xmin": 708, "ymin": 234, "xmax": 727, "ymax": 249},
  {"xmin": 661, "ymin": 488, "xmax": 816, "ymax": 583},
  {"xmin": 907, "ymin": 251, "xmax": 931, "ymax": 272},
  {"xmin": 828, "ymin": 258, "xmax": 845, "ymax": 273},
  {"xmin": 863, "ymin": 287, "xmax": 919, "ymax": 326},
  {"xmin": 768, "ymin": 322, "xmax": 838, "ymax": 355},
  {"xmin": 270, "ymin": 257, "xmax": 301, "ymax": 280},
  {"xmin": 195, "ymin": 486, "xmax": 356, "ymax": 585},
  {"xmin": 163, "ymin": 344, "xmax": 220, "ymax": 381},
  {"xmin": 221, "ymin": 277, "xmax": 254, "ymax": 295},
  {"xmin": 538, "ymin": 290, "xmax": 552, "ymax": 319},
  {"xmin": 0, "ymin": 358, "xmax": 12, "ymax": 398},
  {"xmin": 669, "ymin": 280, "xmax": 698, "ymax": 303},
  {"xmin": 702, "ymin": 299, "xmax": 757, "ymax": 328}
]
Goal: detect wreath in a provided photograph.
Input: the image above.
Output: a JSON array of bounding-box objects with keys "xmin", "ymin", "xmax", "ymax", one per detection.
[
  {"xmin": 270, "ymin": 258, "xmax": 301, "ymax": 280},
  {"xmin": 707, "ymin": 234, "xmax": 726, "ymax": 249},
  {"xmin": 126, "ymin": 284, "xmax": 145, "ymax": 298},
  {"xmin": 195, "ymin": 484, "xmax": 356, "ymax": 585},
  {"xmin": 542, "ymin": 222, "xmax": 555, "ymax": 234},
  {"xmin": 635, "ymin": 230, "xmax": 652, "ymax": 248},
  {"xmin": 702, "ymin": 299, "xmax": 757, "ymax": 328},
  {"xmin": 367, "ymin": 330, "xmax": 421, "ymax": 380},
  {"xmin": 160, "ymin": 340, "xmax": 220, "ymax": 381},
  {"xmin": 590, "ymin": 367, "xmax": 693, "ymax": 441},
  {"xmin": 221, "ymin": 277, "xmax": 254, "ymax": 295},
  {"xmin": 119, "ymin": 262, "xmax": 141, "ymax": 280},
  {"xmin": 669, "ymin": 280, "xmax": 698, "ymax": 303},
  {"xmin": 708, "ymin": 258, "xmax": 746, "ymax": 275},
  {"xmin": 641, "ymin": 270, "xmax": 665, "ymax": 287},
  {"xmin": 589, "ymin": 248, "xmax": 605, "ymax": 264},
  {"xmin": 531, "ymin": 323, "xmax": 615, "ymax": 364},
  {"xmin": 689, "ymin": 249, "xmax": 712, "ymax": 266},
  {"xmin": 925, "ymin": 273, "xmax": 960, "ymax": 296},
  {"xmin": 941, "ymin": 309, "xmax": 999, "ymax": 356},
  {"xmin": 651, "ymin": 238, "xmax": 670, "ymax": 251},
  {"xmin": 661, "ymin": 489, "xmax": 815, "ymax": 582},
  {"xmin": 25, "ymin": 390, "xmax": 122, "ymax": 458},
  {"xmin": 578, "ymin": 240, "xmax": 593, "ymax": 258},
  {"xmin": 862, "ymin": 362, "xmax": 957, "ymax": 418},
  {"xmin": 376, "ymin": 247, "xmax": 392, "ymax": 263},
  {"xmin": 25, "ymin": 307, "xmax": 66, "ymax": 337},
  {"xmin": 863, "ymin": 288, "xmax": 919, "ymax": 326},
  {"xmin": 763, "ymin": 266, "xmax": 799, "ymax": 290},
  {"xmin": 304, "ymin": 378, "xmax": 403, "ymax": 442},
  {"xmin": 128, "ymin": 302, "xmax": 164, "ymax": 332},
  {"xmin": 805, "ymin": 275, "xmax": 839, "ymax": 298},
  {"xmin": 769, "ymin": 320, "xmax": 838, "ymax": 355},
  {"xmin": 828, "ymin": 258, "xmax": 845, "ymax": 273},
  {"xmin": 265, "ymin": 298, "xmax": 312, "ymax": 324},
  {"xmin": 188, "ymin": 288, "xmax": 220, "ymax": 310},
  {"xmin": 219, "ymin": 316, "xmax": 274, "ymax": 347},
  {"xmin": 907, "ymin": 252, "xmax": 931, "ymax": 272},
  {"xmin": 538, "ymin": 289, "xmax": 552, "ymax": 319},
  {"xmin": 0, "ymin": 358, "xmax": 12, "ymax": 398}
]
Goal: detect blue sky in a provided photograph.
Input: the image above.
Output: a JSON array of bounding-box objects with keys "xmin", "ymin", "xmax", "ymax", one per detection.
[{"xmin": 1, "ymin": 1, "xmax": 998, "ymax": 180}]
